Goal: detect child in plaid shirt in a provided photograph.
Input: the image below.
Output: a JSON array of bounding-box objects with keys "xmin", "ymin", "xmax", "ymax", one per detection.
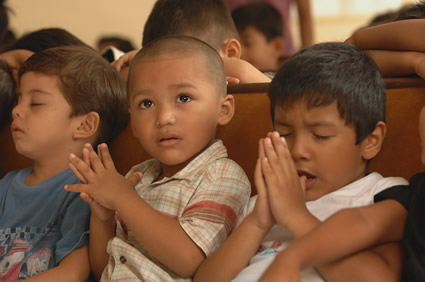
[{"xmin": 66, "ymin": 35, "xmax": 251, "ymax": 281}]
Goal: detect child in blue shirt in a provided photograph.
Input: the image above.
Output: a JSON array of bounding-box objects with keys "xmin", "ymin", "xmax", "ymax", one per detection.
[{"xmin": 0, "ymin": 45, "xmax": 128, "ymax": 280}]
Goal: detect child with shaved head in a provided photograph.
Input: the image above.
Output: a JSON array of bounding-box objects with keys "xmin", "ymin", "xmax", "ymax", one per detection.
[{"xmin": 66, "ymin": 35, "xmax": 250, "ymax": 281}]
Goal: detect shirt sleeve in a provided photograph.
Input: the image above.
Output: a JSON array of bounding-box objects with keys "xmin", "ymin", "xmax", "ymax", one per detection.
[
  {"xmin": 179, "ymin": 159, "xmax": 250, "ymax": 257},
  {"xmin": 55, "ymin": 193, "xmax": 91, "ymax": 262}
]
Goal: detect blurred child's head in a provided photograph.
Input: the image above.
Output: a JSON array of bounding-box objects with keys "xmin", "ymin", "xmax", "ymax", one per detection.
[
  {"xmin": 128, "ymin": 35, "xmax": 234, "ymax": 176},
  {"xmin": 9, "ymin": 28, "xmax": 90, "ymax": 53},
  {"xmin": 142, "ymin": 0, "xmax": 241, "ymax": 58},
  {"xmin": 395, "ymin": 1, "xmax": 425, "ymax": 21},
  {"xmin": 268, "ymin": 42, "xmax": 386, "ymax": 200},
  {"xmin": 13, "ymin": 45, "xmax": 128, "ymax": 161},
  {"xmin": 0, "ymin": 59, "xmax": 16, "ymax": 129},
  {"xmin": 232, "ymin": 2, "xmax": 284, "ymax": 71}
]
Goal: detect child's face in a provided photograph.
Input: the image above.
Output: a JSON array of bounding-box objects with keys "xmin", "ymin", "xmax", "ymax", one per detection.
[
  {"xmin": 239, "ymin": 26, "xmax": 281, "ymax": 71},
  {"xmin": 419, "ymin": 106, "xmax": 425, "ymax": 164},
  {"xmin": 128, "ymin": 53, "xmax": 224, "ymax": 176},
  {"xmin": 11, "ymin": 72, "xmax": 79, "ymax": 161},
  {"xmin": 273, "ymin": 101, "xmax": 368, "ymax": 201}
]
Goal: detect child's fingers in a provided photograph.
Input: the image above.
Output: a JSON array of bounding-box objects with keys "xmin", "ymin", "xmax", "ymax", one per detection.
[
  {"xmin": 85, "ymin": 145, "xmax": 105, "ymax": 174},
  {"xmin": 254, "ymin": 158, "xmax": 267, "ymax": 197},
  {"xmin": 80, "ymin": 192, "xmax": 94, "ymax": 205},
  {"xmin": 260, "ymin": 156, "xmax": 279, "ymax": 192},
  {"xmin": 69, "ymin": 161, "xmax": 88, "ymax": 184},
  {"xmin": 65, "ymin": 183, "xmax": 89, "ymax": 194},
  {"xmin": 98, "ymin": 143, "xmax": 117, "ymax": 170},
  {"xmin": 128, "ymin": 172, "xmax": 143, "ymax": 187},
  {"xmin": 258, "ymin": 138, "xmax": 265, "ymax": 159},
  {"xmin": 270, "ymin": 132, "xmax": 298, "ymax": 175},
  {"xmin": 69, "ymin": 153, "xmax": 96, "ymax": 182},
  {"xmin": 82, "ymin": 146, "xmax": 90, "ymax": 167}
]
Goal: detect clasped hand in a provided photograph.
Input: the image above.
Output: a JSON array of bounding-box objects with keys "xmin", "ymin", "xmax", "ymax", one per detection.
[{"xmin": 65, "ymin": 143, "xmax": 142, "ymax": 219}]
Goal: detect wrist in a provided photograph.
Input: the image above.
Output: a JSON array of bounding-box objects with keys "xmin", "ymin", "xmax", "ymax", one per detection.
[{"xmin": 246, "ymin": 213, "xmax": 274, "ymax": 237}]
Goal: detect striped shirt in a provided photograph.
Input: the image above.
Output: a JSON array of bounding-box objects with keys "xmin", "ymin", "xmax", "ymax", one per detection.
[{"xmin": 101, "ymin": 140, "xmax": 251, "ymax": 281}]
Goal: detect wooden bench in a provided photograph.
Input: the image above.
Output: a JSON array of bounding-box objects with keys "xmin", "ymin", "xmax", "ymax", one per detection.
[{"xmin": 2, "ymin": 78, "xmax": 425, "ymax": 195}]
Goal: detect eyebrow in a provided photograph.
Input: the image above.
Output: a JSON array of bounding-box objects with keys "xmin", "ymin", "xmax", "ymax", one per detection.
[
  {"xmin": 275, "ymin": 120, "xmax": 337, "ymax": 128},
  {"xmin": 131, "ymin": 82, "xmax": 198, "ymax": 100},
  {"xmin": 27, "ymin": 89, "xmax": 54, "ymax": 96}
]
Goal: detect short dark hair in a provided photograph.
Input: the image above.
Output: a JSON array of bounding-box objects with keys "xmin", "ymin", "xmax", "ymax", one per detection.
[
  {"xmin": 395, "ymin": 1, "xmax": 425, "ymax": 20},
  {"xmin": 232, "ymin": 2, "xmax": 283, "ymax": 41},
  {"xmin": 0, "ymin": 59, "xmax": 15, "ymax": 129},
  {"xmin": 18, "ymin": 45, "xmax": 129, "ymax": 145},
  {"xmin": 129, "ymin": 35, "xmax": 226, "ymax": 97},
  {"xmin": 142, "ymin": 0, "xmax": 239, "ymax": 51},
  {"xmin": 268, "ymin": 42, "xmax": 386, "ymax": 144},
  {"xmin": 9, "ymin": 28, "xmax": 90, "ymax": 53}
]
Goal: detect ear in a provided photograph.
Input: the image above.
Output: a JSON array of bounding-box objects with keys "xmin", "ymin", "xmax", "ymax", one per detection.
[
  {"xmin": 218, "ymin": 94, "xmax": 235, "ymax": 126},
  {"xmin": 271, "ymin": 36, "xmax": 285, "ymax": 57},
  {"xmin": 360, "ymin": 121, "xmax": 386, "ymax": 160},
  {"xmin": 73, "ymin": 112, "xmax": 100, "ymax": 140},
  {"xmin": 220, "ymin": 39, "xmax": 241, "ymax": 59}
]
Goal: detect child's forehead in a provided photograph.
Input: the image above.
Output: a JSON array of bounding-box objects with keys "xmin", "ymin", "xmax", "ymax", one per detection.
[{"xmin": 275, "ymin": 99, "xmax": 346, "ymax": 123}]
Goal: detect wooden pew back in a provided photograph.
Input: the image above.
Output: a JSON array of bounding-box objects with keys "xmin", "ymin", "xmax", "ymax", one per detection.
[{"xmin": 2, "ymin": 79, "xmax": 425, "ymax": 195}]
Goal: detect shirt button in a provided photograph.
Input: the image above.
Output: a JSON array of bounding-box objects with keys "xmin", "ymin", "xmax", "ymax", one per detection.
[{"xmin": 119, "ymin": 256, "xmax": 127, "ymax": 264}]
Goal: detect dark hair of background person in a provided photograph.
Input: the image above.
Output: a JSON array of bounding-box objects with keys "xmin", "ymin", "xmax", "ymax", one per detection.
[
  {"xmin": 394, "ymin": 0, "xmax": 425, "ymax": 20},
  {"xmin": 97, "ymin": 35, "xmax": 135, "ymax": 53},
  {"xmin": 0, "ymin": 0, "xmax": 12, "ymax": 44},
  {"xmin": 0, "ymin": 59, "xmax": 16, "ymax": 130},
  {"xmin": 142, "ymin": 0, "xmax": 239, "ymax": 51},
  {"xmin": 7, "ymin": 27, "xmax": 91, "ymax": 53},
  {"xmin": 0, "ymin": 29, "xmax": 16, "ymax": 53},
  {"xmin": 231, "ymin": 2, "xmax": 284, "ymax": 41},
  {"xmin": 268, "ymin": 42, "xmax": 386, "ymax": 144}
]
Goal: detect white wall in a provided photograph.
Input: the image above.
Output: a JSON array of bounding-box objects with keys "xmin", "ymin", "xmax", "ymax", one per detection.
[{"xmin": 7, "ymin": 0, "xmax": 157, "ymax": 49}]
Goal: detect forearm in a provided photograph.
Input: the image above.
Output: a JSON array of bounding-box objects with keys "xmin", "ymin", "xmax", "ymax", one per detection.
[
  {"xmin": 115, "ymin": 191, "xmax": 205, "ymax": 277},
  {"xmin": 315, "ymin": 243, "xmax": 402, "ymax": 282},
  {"xmin": 24, "ymin": 246, "xmax": 90, "ymax": 281},
  {"xmin": 348, "ymin": 19, "xmax": 425, "ymax": 52},
  {"xmin": 194, "ymin": 214, "xmax": 271, "ymax": 282},
  {"xmin": 89, "ymin": 215, "xmax": 115, "ymax": 280},
  {"xmin": 366, "ymin": 50, "xmax": 425, "ymax": 77},
  {"xmin": 296, "ymin": 0, "xmax": 314, "ymax": 47}
]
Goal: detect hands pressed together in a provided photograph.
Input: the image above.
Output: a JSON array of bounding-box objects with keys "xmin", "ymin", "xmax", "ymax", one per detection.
[
  {"xmin": 251, "ymin": 131, "xmax": 311, "ymax": 281},
  {"xmin": 65, "ymin": 143, "xmax": 142, "ymax": 222}
]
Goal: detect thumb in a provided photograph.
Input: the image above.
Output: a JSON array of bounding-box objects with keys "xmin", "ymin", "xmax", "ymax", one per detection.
[
  {"xmin": 128, "ymin": 172, "xmax": 143, "ymax": 186},
  {"xmin": 299, "ymin": 175, "xmax": 307, "ymax": 195}
]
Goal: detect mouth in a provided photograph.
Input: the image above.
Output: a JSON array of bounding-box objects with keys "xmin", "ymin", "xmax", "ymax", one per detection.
[
  {"xmin": 297, "ymin": 169, "xmax": 316, "ymax": 189},
  {"xmin": 157, "ymin": 135, "xmax": 181, "ymax": 146},
  {"xmin": 11, "ymin": 123, "xmax": 24, "ymax": 136}
]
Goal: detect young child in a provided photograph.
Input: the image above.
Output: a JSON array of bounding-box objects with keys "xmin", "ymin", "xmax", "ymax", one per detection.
[
  {"xmin": 262, "ymin": 109, "xmax": 425, "ymax": 281},
  {"xmin": 113, "ymin": 0, "xmax": 271, "ymax": 84},
  {"xmin": 0, "ymin": 45, "xmax": 129, "ymax": 280},
  {"xmin": 231, "ymin": 2, "xmax": 285, "ymax": 72},
  {"xmin": 65, "ymin": 35, "xmax": 251, "ymax": 281},
  {"xmin": 194, "ymin": 42, "xmax": 408, "ymax": 282}
]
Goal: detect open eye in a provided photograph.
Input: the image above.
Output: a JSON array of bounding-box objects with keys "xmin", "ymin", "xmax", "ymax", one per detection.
[
  {"xmin": 177, "ymin": 94, "xmax": 192, "ymax": 103},
  {"xmin": 138, "ymin": 99, "xmax": 155, "ymax": 109}
]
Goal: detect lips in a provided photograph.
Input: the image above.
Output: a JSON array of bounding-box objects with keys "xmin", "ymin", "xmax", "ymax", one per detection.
[
  {"xmin": 11, "ymin": 123, "xmax": 24, "ymax": 136},
  {"xmin": 157, "ymin": 134, "xmax": 181, "ymax": 147}
]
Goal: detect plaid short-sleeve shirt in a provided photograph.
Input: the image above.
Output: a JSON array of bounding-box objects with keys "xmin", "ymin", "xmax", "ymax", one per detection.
[{"xmin": 101, "ymin": 140, "xmax": 251, "ymax": 281}]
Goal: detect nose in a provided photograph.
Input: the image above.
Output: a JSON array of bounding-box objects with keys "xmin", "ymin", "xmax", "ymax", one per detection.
[
  {"xmin": 288, "ymin": 135, "xmax": 310, "ymax": 161},
  {"xmin": 11, "ymin": 102, "xmax": 23, "ymax": 120},
  {"xmin": 156, "ymin": 105, "xmax": 176, "ymax": 127}
]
